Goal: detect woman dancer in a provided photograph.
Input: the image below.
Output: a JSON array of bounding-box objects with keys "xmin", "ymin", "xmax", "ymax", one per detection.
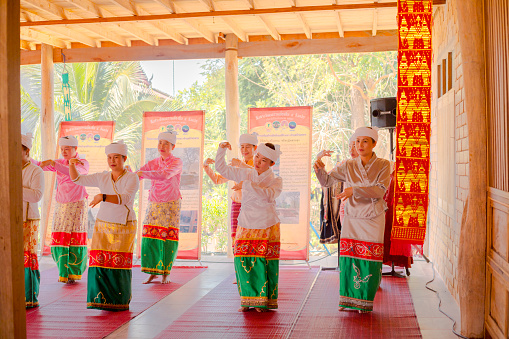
[
  {"xmin": 37, "ymin": 135, "xmax": 89, "ymax": 283},
  {"xmin": 70, "ymin": 140, "xmax": 139, "ymax": 311},
  {"xmin": 203, "ymin": 133, "xmax": 258, "ymax": 245},
  {"xmin": 138, "ymin": 131, "xmax": 182, "ymax": 284},
  {"xmin": 314, "ymin": 127, "xmax": 390, "ymax": 313},
  {"xmin": 215, "ymin": 141, "xmax": 283, "ymax": 312},
  {"xmin": 21, "ymin": 133, "xmax": 44, "ymax": 308}
]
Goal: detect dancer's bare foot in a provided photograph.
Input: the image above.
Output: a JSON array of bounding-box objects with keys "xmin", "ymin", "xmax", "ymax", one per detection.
[
  {"xmin": 358, "ymin": 310, "xmax": 369, "ymax": 314},
  {"xmin": 66, "ymin": 279, "xmax": 75, "ymax": 284},
  {"xmin": 161, "ymin": 275, "xmax": 171, "ymax": 284},
  {"xmin": 143, "ymin": 275, "xmax": 158, "ymax": 284},
  {"xmin": 338, "ymin": 307, "xmax": 345, "ymax": 311},
  {"xmin": 238, "ymin": 307, "xmax": 250, "ymax": 312},
  {"xmin": 255, "ymin": 308, "xmax": 269, "ymax": 313}
]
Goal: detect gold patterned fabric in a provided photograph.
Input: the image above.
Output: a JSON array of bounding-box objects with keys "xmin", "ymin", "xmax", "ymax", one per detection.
[{"xmin": 141, "ymin": 200, "xmax": 181, "ymax": 275}]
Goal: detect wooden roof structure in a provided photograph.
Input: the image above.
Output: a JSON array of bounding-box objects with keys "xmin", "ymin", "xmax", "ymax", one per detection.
[{"xmin": 20, "ymin": 0, "xmax": 445, "ymax": 64}]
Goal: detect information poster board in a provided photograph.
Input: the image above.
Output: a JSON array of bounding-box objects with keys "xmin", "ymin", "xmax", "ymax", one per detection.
[
  {"xmin": 248, "ymin": 107, "xmax": 312, "ymax": 260},
  {"xmin": 42, "ymin": 121, "xmax": 115, "ymax": 253},
  {"xmin": 139, "ymin": 111, "xmax": 204, "ymax": 260}
]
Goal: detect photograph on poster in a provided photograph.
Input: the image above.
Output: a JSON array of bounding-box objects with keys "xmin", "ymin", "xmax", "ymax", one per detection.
[
  {"xmin": 180, "ymin": 210, "xmax": 198, "ymax": 233},
  {"xmin": 276, "ymin": 191, "xmax": 300, "ymax": 224},
  {"xmin": 173, "ymin": 147, "xmax": 200, "ymax": 190}
]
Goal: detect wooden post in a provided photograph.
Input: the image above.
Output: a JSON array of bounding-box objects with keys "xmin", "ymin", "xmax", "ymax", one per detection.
[
  {"xmin": 456, "ymin": 0, "xmax": 487, "ymax": 337},
  {"xmin": 225, "ymin": 34, "xmax": 240, "ymax": 255},
  {"xmin": 40, "ymin": 43, "xmax": 56, "ymax": 254},
  {"xmin": 0, "ymin": 0, "xmax": 27, "ymax": 338}
]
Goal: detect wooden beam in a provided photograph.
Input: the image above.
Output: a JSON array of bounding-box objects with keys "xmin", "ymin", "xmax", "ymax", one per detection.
[
  {"xmin": 135, "ymin": 5, "xmax": 187, "ymax": 44},
  {"xmin": 21, "ymin": 33, "xmax": 397, "ymax": 64},
  {"xmin": 224, "ymin": 33, "xmax": 240, "ymax": 254},
  {"xmin": 296, "ymin": 13, "xmax": 311, "ymax": 39},
  {"xmin": 110, "ymin": 0, "xmax": 138, "ymax": 16},
  {"xmin": 222, "ymin": 17, "xmax": 247, "ymax": 42},
  {"xmin": 456, "ymin": 0, "xmax": 487, "ymax": 338},
  {"xmin": 259, "ymin": 15, "xmax": 281, "ymax": 40},
  {"xmin": 20, "ymin": 27, "xmax": 67, "ymax": 48},
  {"xmin": 0, "ymin": 0, "xmax": 26, "ymax": 336},
  {"xmin": 40, "ymin": 44, "xmax": 56, "ymax": 261},
  {"xmin": 171, "ymin": 2, "xmax": 215, "ymax": 43},
  {"xmin": 21, "ymin": 0, "xmax": 66, "ymax": 19},
  {"xmin": 46, "ymin": 26, "xmax": 99, "ymax": 47},
  {"xmin": 242, "ymin": 0, "xmax": 254, "ymax": 9},
  {"xmin": 197, "ymin": 0, "xmax": 216, "ymax": 12},
  {"xmin": 153, "ymin": 0, "xmax": 176, "ymax": 13},
  {"xmin": 372, "ymin": 9, "xmax": 378, "ymax": 36},
  {"xmin": 84, "ymin": 24, "xmax": 128, "ymax": 46},
  {"xmin": 19, "ymin": 1, "xmax": 449, "ymax": 27},
  {"xmin": 335, "ymin": 10, "xmax": 344, "ymax": 37},
  {"xmin": 20, "ymin": 39, "xmax": 31, "ymax": 50},
  {"xmin": 116, "ymin": 22, "xmax": 158, "ymax": 45},
  {"xmin": 63, "ymin": 0, "xmax": 101, "ymax": 17}
]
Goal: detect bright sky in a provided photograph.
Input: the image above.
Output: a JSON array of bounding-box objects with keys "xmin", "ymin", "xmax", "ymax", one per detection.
[{"xmin": 140, "ymin": 59, "xmax": 206, "ymax": 96}]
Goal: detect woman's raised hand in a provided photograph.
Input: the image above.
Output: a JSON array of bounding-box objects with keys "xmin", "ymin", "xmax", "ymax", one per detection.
[
  {"xmin": 316, "ymin": 150, "xmax": 333, "ymax": 161},
  {"xmin": 219, "ymin": 142, "xmax": 232, "ymax": 150}
]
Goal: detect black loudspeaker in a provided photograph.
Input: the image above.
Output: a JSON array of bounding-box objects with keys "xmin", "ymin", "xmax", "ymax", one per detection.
[{"xmin": 370, "ymin": 97, "xmax": 397, "ymax": 129}]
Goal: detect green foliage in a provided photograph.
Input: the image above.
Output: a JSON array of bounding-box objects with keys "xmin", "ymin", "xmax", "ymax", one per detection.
[{"xmin": 201, "ymin": 185, "xmax": 228, "ymax": 253}]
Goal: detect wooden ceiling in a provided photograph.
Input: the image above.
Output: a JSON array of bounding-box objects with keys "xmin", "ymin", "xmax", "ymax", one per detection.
[
  {"xmin": 18, "ymin": 0, "xmax": 445, "ymax": 64},
  {"xmin": 19, "ymin": 0, "xmax": 444, "ymax": 49}
]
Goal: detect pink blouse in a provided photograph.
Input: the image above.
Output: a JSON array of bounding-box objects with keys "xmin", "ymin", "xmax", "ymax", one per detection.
[
  {"xmin": 139, "ymin": 154, "xmax": 183, "ymax": 202},
  {"xmin": 32, "ymin": 154, "xmax": 89, "ymax": 203}
]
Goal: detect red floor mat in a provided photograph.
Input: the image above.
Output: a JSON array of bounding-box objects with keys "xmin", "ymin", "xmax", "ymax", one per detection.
[
  {"xmin": 156, "ymin": 266, "xmax": 321, "ymax": 339},
  {"xmin": 289, "ymin": 271, "xmax": 422, "ymax": 339},
  {"xmin": 26, "ymin": 266, "xmax": 207, "ymax": 339}
]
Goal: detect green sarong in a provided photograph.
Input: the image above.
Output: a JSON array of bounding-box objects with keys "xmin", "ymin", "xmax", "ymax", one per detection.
[
  {"xmin": 86, "ymin": 219, "xmax": 136, "ymax": 311},
  {"xmin": 339, "ymin": 237, "xmax": 384, "ymax": 311},
  {"xmin": 234, "ymin": 223, "xmax": 280, "ymax": 309},
  {"xmin": 50, "ymin": 199, "xmax": 88, "ymax": 282},
  {"xmin": 24, "ymin": 220, "xmax": 40, "ymax": 308},
  {"xmin": 141, "ymin": 200, "xmax": 181, "ymax": 275}
]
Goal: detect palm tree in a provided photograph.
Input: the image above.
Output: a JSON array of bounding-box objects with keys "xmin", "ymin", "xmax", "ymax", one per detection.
[{"xmin": 20, "ymin": 61, "xmax": 182, "ymax": 169}]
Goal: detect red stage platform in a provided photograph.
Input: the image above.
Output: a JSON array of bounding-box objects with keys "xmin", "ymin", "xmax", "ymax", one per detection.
[{"xmin": 26, "ymin": 266, "xmax": 206, "ymax": 339}]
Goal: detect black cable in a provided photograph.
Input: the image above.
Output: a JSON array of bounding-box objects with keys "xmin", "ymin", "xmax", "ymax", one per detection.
[{"xmin": 422, "ymin": 254, "xmax": 470, "ymax": 339}]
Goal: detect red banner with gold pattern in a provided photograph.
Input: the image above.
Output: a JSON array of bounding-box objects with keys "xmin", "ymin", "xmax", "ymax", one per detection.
[{"xmin": 391, "ymin": 0, "xmax": 432, "ymax": 250}]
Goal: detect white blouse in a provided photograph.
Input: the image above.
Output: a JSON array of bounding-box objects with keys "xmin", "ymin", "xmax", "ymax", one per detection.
[
  {"xmin": 73, "ymin": 170, "xmax": 139, "ymax": 225},
  {"xmin": 315, "ymin": 153, "xmax": 391, "ymax": 219},
  {"xmin": 22, "ymin": 162, "xmax": 44, "ymax": 221},
  {"xmin": 215, "ymin": 146, "xmax": 283, "ymax": 229}
]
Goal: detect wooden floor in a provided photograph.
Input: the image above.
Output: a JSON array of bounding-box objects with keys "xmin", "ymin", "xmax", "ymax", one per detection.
[{"xmin": 35, "ymin": 255, "xmax": 460, "ymax": 339}]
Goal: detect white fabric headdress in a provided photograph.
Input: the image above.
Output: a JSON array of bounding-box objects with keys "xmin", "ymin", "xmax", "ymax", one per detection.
[
  {"xmin": 348, "ymin": 134, "xmax": 356, "ymax": 146},
  {"xmin": 351, "ymin": 126, "xmax": 379, "ymax": 143},
  {"xmin": 158, "ymin": 131, "xmax": 177, "ymax": 145},
  {"xmin": 239, "ymin": 132, "xmax": 258, "ymax": 146},
  {"xmin": 21, "ymin": 133, "xmax": 33, "ymax": 150},
  {"xmin": 105, "ymin": 140, "xmax": 128, "ymax": 156},
  {"xmin": 59, "ymin": 135, "xmax": 79, "ymax": 147},
  {"xmin": 257, "ymin": 143, "xmax": 282, "ymax": 162}
]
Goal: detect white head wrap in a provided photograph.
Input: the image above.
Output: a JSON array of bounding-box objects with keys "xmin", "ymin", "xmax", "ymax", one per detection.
[
  {"xmin": 348, "ymin": 134, "xmax": 356, "ymax": 146},
  {"xmin": 351, "ymin": 126, "xmax": 379, "ymax": 143},
  {"xmin": 59, "ymin": 135, "xmax": 79, "ymax": 147},
  {"xmin": 158, "ymin": 131, "xmax": 177, "ymax": 145},
  {"xmin": 239, "ymin": 132, "xmax": 258, "ymax": 146},
  {"xmin": 21, "ymin": 133, "xmax": 33, "ymax": 150},
  {"xmin": 256, "ymin": 143, "xmax": 282, "ymax": 163},
  {"xmin": 105, "ymin": 140, "xmax": 128, "ymax": 156}
]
